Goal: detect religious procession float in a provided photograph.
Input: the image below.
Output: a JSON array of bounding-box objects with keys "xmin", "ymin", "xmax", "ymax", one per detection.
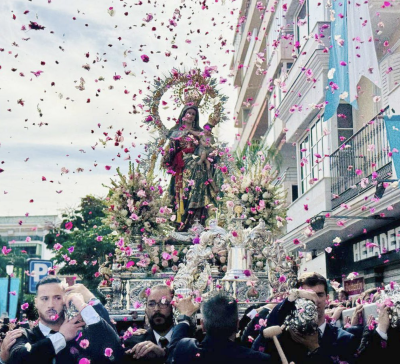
[{"xmin": 96, "ymin": 67, "xmax": 296, "ymax": 320}]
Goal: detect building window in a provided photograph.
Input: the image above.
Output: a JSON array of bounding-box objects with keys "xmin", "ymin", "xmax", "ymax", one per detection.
[
  {"xmin": 296, "ymin": 0, "xmax": 309, "ymax": 50},
  {"xmin": 337, "ymin": 104, "xmax": 354, "ymax": 147},
  {"xmin": 300, "ymin": 115, "xmax": 327, "ymax": 194}
]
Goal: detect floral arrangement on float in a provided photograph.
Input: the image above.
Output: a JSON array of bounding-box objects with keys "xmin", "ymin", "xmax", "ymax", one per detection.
[
  {"xmin": 102, "ymin": 162, "xmax": 184, "ymax": 273},
  {"xmin": 219, "ymin": 144, "xmax": 287, "ymax": 233}
]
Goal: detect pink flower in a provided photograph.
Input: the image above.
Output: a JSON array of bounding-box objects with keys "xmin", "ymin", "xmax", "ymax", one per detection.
[
  {"xmin": 243, "ymin": 270, "xmax": 251, "ymax": 277},
  {"xmin": 68, "ymin": 246, "xmax": 74, "ymax": 253},
  {"xmin": 105, "ymin": 165, "xmax": 111, "ymax": 170},
  {"xmin": 104, "ymin": 348, "xmax": 113, "ymax": 357},
  {"xmin": 126, "ymin": 261, "xmax": 135, "ymax": 268},
  {"xmin": 50, "ymin": 313, "xmax": 59, "ymax": 321},
  {"xmin": 232, "ymin": 231, "xmax": 238, "ymax": 237},
  {"xmin": 162, "ymin": 252, "xmax": 172, "ymax": 260},
  {"xmin": 79, "ymin": 359, "xmax": 90, "ymax": 364},
  {"xmin": 293, "ymin": 238, "xmax": 301, "ymax": 245},
  {"xmin": 355, "ymin": 169, "xmax": 363, "ymax": 175},
  {"xmin": 2, "ymin": 246, "xmax": 11, "ymax": 255},
  {"xmin": 130, "ymin": 213, "xmax": 139, "ymax": 220},
  {"xmin": 65, "ymin": 222, "xmax": 73, "ymax": 230},
  {"xmin": 79, "ymin": 339, "xmax": 90, "ymax": 349},
  {"xmin": 21, "ymin": 302, "xmax": 29, "ymax": 310},
  {"xmin": 53, "ymin": 243, "xmax": 62, "ymax": 251},
  {"xmin": 137, "ymin": 190, "xmax": 146, "ymax": 198},
  {"xmin": 141, "ymin": 54, "xmax": 150, "ymax": 63},
  {"xmin": 325, "ymin": 247, "xmax": 332, "ymax": 253},
  {"xmin": 96, "ymin": 236, "xmax": 103, "ymax": 242},
  {"xmin": 278, "ymin": 275, "xmax": 287, "ymax": 283}
]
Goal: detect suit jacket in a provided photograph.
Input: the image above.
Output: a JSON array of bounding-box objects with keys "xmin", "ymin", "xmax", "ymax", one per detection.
[
  {"xmin": 123, "ymin": 328, "xmax": 170, "ymax": 363},
  {"xmin": 167, "ymin": 322, "xmax": 271, "ymax": 364},
  {"xmin": 252, "ymin": 299, "xmax": 357, "ymax": 364},
  {"xmin": 355, "ymin": 326, "xmax": 400, "ymax": 364},
  {"xmin": 240, "ymin": 308, "xmax": 271, "ymax": 348},
  {"xmin": 9, "ymin": 304, "xmax": 124, "ymax": 364}
]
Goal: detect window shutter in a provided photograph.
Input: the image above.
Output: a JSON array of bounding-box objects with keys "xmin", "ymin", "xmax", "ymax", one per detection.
[
  {"xmin": 380, "ymin": 58, "xmax": 389, "ymax": 109},
  {"xmin": 390, "ymin": 52, "xmax": 400, "ymax": 93}
]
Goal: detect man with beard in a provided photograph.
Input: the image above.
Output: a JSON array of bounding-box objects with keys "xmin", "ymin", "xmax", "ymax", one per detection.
[
  {"xmin": 8, "ymin": 275, "xmax": 123, "ymax": 364},
  {"xmin": 124, "ymin": 285, "xmax": 189, "ymax": 363}
]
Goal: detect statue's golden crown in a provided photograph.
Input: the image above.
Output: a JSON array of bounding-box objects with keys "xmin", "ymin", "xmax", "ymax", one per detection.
[{"xmin": 181, "ymin": 87, "xmax": 203, "ymax": 106}]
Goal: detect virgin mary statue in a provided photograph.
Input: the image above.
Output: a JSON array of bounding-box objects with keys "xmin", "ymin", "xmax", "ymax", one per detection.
[{"xmin": 163, "ymin": 104, "xmax": 219, "ymax": 231}]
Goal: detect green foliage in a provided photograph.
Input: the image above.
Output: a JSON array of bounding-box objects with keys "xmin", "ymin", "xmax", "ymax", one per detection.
[
  {"xmin": 44, "ymin": 195, "xmax": 115, "ymax": 293},
  {"xmin": 235, "ymin": 141, "xmax": 283, "ymax": 172}
]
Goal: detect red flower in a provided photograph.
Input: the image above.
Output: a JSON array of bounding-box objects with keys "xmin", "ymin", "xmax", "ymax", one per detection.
[{"xmin": 141, "ymin": 54, "xmax": 150, "ymax": 62}]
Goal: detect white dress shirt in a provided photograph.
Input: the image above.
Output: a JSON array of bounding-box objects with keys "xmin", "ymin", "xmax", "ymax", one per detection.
[
  {"xmin": 39, "ymin": 303, "xmax": 101, "ymax": 355},
  {"xmin": 153, "ymin": 327, "xmax": 174, "ymax": 347}
]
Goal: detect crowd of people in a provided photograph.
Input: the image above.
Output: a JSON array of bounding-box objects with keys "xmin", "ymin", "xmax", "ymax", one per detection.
[{"xmin": 0, "ymin": 272, "xmax": 398, "ymax": 363}]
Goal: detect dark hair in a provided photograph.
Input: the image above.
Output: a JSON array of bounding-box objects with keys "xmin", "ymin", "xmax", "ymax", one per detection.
[
  {"xmin": 36, "ymin": 276, "xmax": 62, "ymax": 295},
  {"xmin": 340, "ymin": 290, "xmax": 349, "ymax": 300},
  {"xmin": 297, "ymin": 272, "xmax": 328, "ymax": 294},
  {"xmin": 202, "ymin": 294, "xmax": 238, "ymax": 337}
]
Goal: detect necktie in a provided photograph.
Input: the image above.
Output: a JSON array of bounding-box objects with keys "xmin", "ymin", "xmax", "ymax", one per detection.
[
  {"xmin": 159, "ymin": 337, "xmax": 169, "ymax": 348},
  {"xmin": 318, "ymin": 329, "xmax": 323, "ymax": 344}
]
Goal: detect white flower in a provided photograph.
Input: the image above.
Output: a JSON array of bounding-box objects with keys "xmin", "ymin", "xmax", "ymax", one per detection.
[
  {"xmin": 125, "ymin": 219, "xmax": 132, "ymax": 226},
  {"xmin": 121, "ymin": 210, "xmax": 128, "ymax": 217},
  {"xmin": 262, "ymin": 192, "xmax": 270, "ymax": 199},
  {"xmin": 241, "ymin": 194, "xmax": 249, "ymax": 202},
  {"xmin": 25, "ymin": 343, "xmax": 32, "ymax": 352}
]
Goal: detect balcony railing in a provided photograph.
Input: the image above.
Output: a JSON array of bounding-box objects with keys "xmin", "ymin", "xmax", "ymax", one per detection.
[
  {"xmin": 272, "ymin": 167, "xmax": 297, "ymax": 186},
  {"xmin": 330, "ymin": 110, "xmax": 392, "ymax": 209}
]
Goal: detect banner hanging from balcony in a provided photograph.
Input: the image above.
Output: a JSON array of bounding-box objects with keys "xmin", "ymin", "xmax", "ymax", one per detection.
[
  {"xmin": 324, "ymin": 1, "xmax": 381, "ymax": 121},
  {"xmin": 384, "ymin": 115, "xmax": 400, "ymax": 178},
  {"xmin": 324, "ymin": 0, "xmax": 350, "ymax": 121}
]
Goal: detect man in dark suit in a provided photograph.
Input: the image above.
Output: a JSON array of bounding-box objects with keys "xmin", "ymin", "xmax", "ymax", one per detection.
[
  {"xmin": 252, "ymin": 272, "xmax": 357, "ymax": 364},
  {"xmin": 355, "ymin": 304, "xmax": 398, "ymax": 364},
  {"xmin": 124, "ymin": 284, "xmax": 178, "ymax": 362},
  {"xmin": 8, "ymin": 276, "xmax": 123, "ymax": 364},
  {"xmin": 167, "ymin": 293, "xmax": 271, "ymax": 364}
]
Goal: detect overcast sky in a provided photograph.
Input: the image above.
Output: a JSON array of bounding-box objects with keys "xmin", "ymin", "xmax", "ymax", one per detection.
[{"xmin": 0, "ymin": 0, "xmax": 241, "ymax": 217}]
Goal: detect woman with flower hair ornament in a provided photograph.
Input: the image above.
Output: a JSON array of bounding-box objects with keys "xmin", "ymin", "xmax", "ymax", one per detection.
[{"xmin": 163, "ymin": 105, "xmax": 218, "ymax": 231}]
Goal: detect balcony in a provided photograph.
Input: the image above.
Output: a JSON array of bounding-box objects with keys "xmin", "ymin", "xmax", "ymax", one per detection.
[
  {"xmin": 273, "ymin": 167, "xmax": 298, "ymax": 205},
  {"xmin": 330, "ymin": 111, "xmax": 392, "ymax": 209}
]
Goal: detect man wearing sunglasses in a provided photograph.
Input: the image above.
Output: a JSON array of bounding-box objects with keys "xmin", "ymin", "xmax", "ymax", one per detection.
[{"xmin": 124, "ymin": 284, "xmax": 197, "ymax": 362}]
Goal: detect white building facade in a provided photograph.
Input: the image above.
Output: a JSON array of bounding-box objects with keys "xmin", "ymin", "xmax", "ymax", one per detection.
[
  {"xmin": 232, "ymin": 0, "xmax": 400, "ymax": 289},
  {"xmin": 0, "ymin": 215, "xmax": 59, "ymax": 260}
]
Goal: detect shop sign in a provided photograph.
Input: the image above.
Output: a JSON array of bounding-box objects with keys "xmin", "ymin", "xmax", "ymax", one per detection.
[
  {"xmin": 353, "ymin": 226, "xmax": 400, "ymax": 262},
  {"xmin": 343, "ymin": 277, "xmax": 365, "ymax": 296}
]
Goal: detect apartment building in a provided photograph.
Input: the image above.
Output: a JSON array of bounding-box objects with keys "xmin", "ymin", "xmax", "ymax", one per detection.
[
  {"xmin": 0, "ymin": 215, "xmax": 59, "ymax": 260},
  {"xmin": 231, "ymin": 0, "xmax": 400, "ymax": 290}
]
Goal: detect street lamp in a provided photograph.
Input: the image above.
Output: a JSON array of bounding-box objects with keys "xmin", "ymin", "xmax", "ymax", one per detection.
[{"xmin": 6, "ymin": 263, "xmax": 14, "ymax": 316}]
